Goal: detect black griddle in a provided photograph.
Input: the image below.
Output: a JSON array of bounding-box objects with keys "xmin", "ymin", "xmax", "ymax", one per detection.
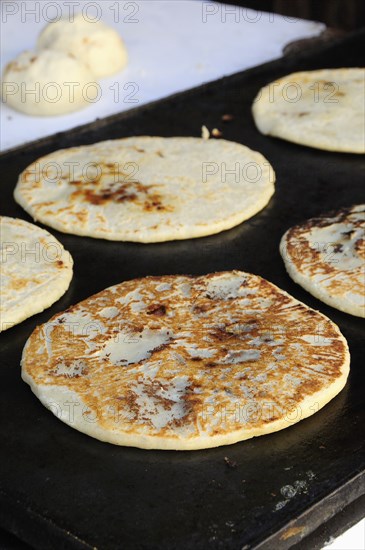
[{"xmin": 0, "ymin": 29, "xmax": 364, "ymax": 550}]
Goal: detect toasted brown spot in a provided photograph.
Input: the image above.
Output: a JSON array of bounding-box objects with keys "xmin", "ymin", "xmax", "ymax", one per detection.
[
  {"xmin": 146, "ymin": 304, "xmax": 166, "ymax": 316},
  {"xmin": 210, "ymin": 327, "xmax": 235, "ymax": 341},
  {"xmin": 75, "ymin": 210, "xmax": 88, "ymax": 223},
  {"xmin": 193, "ymin": 304, "xmax": 210, "ymax": 314},
  {"xmin": 143, "ymin": 193, "xmax": 173, "ymax": 213},
  {"xmin": 10, "ymin": 278, "xmax": 29, "ymax": 290},
  {"xmin": 10, "ymin": 276, "xmax": 43, "ymax": 290},
  {"xmin": 71, "ymin": 185, "xmax": 137, "ymax": 206}
]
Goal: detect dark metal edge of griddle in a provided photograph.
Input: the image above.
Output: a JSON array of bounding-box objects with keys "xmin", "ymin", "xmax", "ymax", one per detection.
[
  {"xmin": 1, "ymin": 494, "xmax": 364, "ymax": 550},
  {"xmin": 293, "ymin": 493, "xmax": 365, "ymax": 550},
  {"xmin": 0, "ymin": 472, "xmax": 363, "ymax": 550},
  {"xmin": 251, "ymin": 470, "xmax": 365, "ymax": 549},
  {"xmin": 1, "ymin": 27, "xmax": 364, "ymax": 550},
  {"xmin": 1, "ymin": 27, "xmax": 364, "ymax": 161},
  {"xmin": 0, "ymin": 489, "xmax": 91, "ymax": 550}
]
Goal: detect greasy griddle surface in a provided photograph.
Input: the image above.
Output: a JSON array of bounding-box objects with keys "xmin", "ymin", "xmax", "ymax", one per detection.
[{"xmin": 1, "ymin": 30, "xmax": 364, "ymax": 550}]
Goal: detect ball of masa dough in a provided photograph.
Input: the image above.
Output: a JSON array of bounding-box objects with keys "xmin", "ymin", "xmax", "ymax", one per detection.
[
  {"xmin": 2, "ymin": 49, "xmax": 96, "ymax": 116},
  {"xmin": 37, "ymin": 14, "xmax": 128, "ymax": 78}
]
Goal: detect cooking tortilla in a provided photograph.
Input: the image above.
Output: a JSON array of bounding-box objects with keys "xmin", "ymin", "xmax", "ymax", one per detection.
[
  {"xmin": 14, "ymin": 136, "xmax": 275, "ymax": 242},
  {"xmin": 252, "ymin": 68, "xmax": 365, "ymax": 153},
  {"xmin": 280, "ymin": 205, "xmax": 365, "ymax": 317},
  {"xmin": 21, "ymin": 271, "xmax": 349, "ymax": 450},
  {"xmin": 0, "ymin": 216, "xmax": 73, "ymax": 331}
]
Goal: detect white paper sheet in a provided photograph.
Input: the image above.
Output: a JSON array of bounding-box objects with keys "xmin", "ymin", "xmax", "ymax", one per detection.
[{"xmin": 0, "ymin": 0, "xmax": 324, "ymax": 151}]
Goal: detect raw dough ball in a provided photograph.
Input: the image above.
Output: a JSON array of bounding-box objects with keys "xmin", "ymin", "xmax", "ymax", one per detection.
[
  {"xmin": 2, "ymin": 49, "xmax": 96, "ymax": 116},
  {"xmin": 37, "ymin": 14, "xmax": 128, "ymax": 78}
]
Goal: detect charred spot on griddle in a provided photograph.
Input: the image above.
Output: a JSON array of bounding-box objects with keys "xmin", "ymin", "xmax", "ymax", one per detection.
[
  {"xmin": 221, "ymin": 113, "xmax": 234, "ymax": 122},
  {"xmin": 146, "ymin": 304, "xmax": 167, "ymax": 316},
  {"xmin": 224, "ymin": 456, "xmax": 237, "ymax": 468}
]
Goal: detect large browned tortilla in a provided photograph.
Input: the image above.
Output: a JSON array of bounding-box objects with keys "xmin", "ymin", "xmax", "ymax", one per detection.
[{"xmin": 21, "ymin": 271, "xmax": 349, "ymax": 450}]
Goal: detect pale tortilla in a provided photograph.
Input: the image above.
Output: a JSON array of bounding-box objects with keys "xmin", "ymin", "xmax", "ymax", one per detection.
[
  {"xmin": 252, "ymin": 68, "xmax": 365, "ymax": 153},
  {"xmin": 14, "ymin": 136, "xmax": 275, "ymax": 243},
  {"xmin": 0, "ymin": 216, "xmax": 73, "ymax": 331}
]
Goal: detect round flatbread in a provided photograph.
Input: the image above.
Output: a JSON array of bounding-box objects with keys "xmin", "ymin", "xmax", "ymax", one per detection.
[
  {"xmin": 1, "ymin": 49, "xmax": 95, "ymax": 116},
  {"xmin": 14, "ymin": 137, "xmax": 275, "ymax": 243},
  {"xmin": 280, "ymin": 205, "xmax": 365, "ymax": 317},
  {"xmin": 37, "ymin": 14, "xmax": 128, "ymax": 78},
  {"xmin": 252, "ymin": 68, "xmax": 365, "ymax": 153},
  {"xmin": 21, "ymin": 271, "xmax": 349, "ymax": 450},
  {"xmin": 0, "ymin": 217, "xmax": 73, "ymax": 331}
]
